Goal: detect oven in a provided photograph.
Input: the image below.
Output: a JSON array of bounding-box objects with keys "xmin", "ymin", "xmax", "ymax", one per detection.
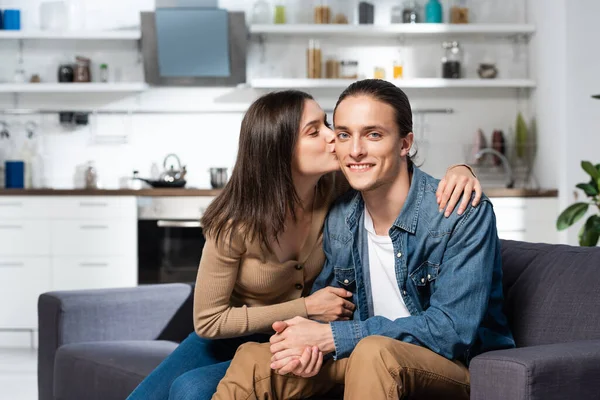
[{"xmin": 137, "ymin": 196, "xmax": 214, "ymax": 284}]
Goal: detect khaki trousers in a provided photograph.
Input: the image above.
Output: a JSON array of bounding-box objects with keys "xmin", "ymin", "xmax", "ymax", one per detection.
[{"xmin": 212, "ymin": 335, "xmax": 470, "ymax": 400}]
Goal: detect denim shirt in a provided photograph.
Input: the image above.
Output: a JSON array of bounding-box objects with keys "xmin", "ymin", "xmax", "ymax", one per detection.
[{"xmin": 310, "ymin": 167, "xmax": 515, "ymax": 363}]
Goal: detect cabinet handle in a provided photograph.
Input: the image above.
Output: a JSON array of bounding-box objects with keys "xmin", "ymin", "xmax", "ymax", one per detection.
[
  {"xmin": 0, "ymin": 262, "xmax": 24, "ymax": 267},
  {"xmin": 79, "ymin": 225, "xmax": 109, "ymax": 230},
  {"xmin": 0, "ymin": 225, "xmax": 23, "ymax": 230},
  {"xmin": 0, "ymin": 202, "xmax": 23, "ymax": 207},
  {"xmin": 79, "ymin": 202, "xmax": 108, "ymax": 207},
  {"xmin": 79, "ymin": 262, "xmax": 109, "ymax": 268}
]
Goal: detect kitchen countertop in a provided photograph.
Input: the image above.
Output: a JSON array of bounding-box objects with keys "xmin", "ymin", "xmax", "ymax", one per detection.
[{"xmin": 0, "ymin": 188, "xmax": 559, "ymax": 198}]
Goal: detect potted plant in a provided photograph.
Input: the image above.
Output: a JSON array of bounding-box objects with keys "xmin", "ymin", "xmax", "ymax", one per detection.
[{"xmin": 556, "ymin": 161, "xmax": 600, "ymax": 246}]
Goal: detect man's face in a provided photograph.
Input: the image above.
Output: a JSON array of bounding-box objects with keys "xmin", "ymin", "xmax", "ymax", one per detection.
[{"xmin": 333, "ymin": 95, "xmax": 413, "ymax": 192}]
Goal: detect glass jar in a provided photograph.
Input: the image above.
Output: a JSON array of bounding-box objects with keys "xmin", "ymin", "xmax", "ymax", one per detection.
[
  {"xmin": 274, "ymin": 0, "xmax": 286, "ymax": 24},
  {"xmin": 450, "ymin": 0, "xmax": 469, "ymax": 24},
  {"xmin": 374, "ymin": 67, "xmax": 386, "ymax": 80},
  {"xmin": 340, "ymin": 60, "xmax": 358, "ymax": 79},
  {"xmin": 441, "ymin": 41, "xmax": 462, "ymax": 79},
  {"xmin": 402, "ymin": 0, "xmax": 420, "ymax": 23},
  {"xmin": 391, "ymin": 4, "xmax": 403, "ymax": 24},
  {"xmin": 251, "ymin": 0, "xmax": 271, "ymax": 24},
  {"xmin": 314, "ymin": 0, "xmax": 332, "ymax": 24},
  {"xmin": 330, "ymin": 0, "xmax": 352, "ymax": 24},
  {"xmin": 325, "ymin": 58, "xmax": 340, "ymax": 79},
  {"xmin": 307, "ymin": 40, "xmax": 323, "ymax": 79},
  {"xmin": 393, "ymin": 60, "xmax": 404, "ymax": 79},
  {"xmin": 74, "ymin": 56, "xmax": 91, "ymax": 83},
  {"xmin": 99, "ymin": 64, "xmax": 109, "ymax": 83}
]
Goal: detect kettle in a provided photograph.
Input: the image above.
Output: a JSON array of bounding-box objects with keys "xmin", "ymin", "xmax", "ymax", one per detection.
[{"xmin": 159, "ymin": 153, "xmax": 187, "ymax": 183}]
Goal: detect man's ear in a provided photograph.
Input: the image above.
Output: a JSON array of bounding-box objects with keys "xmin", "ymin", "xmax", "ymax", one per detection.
[{"xmin": 400, "ymin": 132, "xmax": 414, "ymax": 157}]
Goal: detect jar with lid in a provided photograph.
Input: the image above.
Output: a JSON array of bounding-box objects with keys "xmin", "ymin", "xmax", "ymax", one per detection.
[
  {"xmin": 274, "ymin": 0, "xmax": 286, "ymax": 24},
  {"xmin": 74, "ymin": 56, "xmax": 91, "ymax": 82},
  {"xmin": 391, "ymin": 3, "xmax": 403, "ymax": 23},
  {"xmin": 402, "ymin": 0, "xmax": 420, "ymax": 24},
  {"xmin": 307, "ymin": 40, "xmax": 322, "ymax": 79},
  {"xmin": 330, "ymin": 0, "xmax": 352, "ymax": 24},
  {"xmin": 325, "ymin": 58, "xmax": 340, "ymax": 79},
  {"xmin": 441, "ymin": 41, "xmax": 462, "ymax": 79},
  {"xmin": 450, "ymin": 0, "xmax": 469, "ymax": 24},
  {"xmin": 340, "ymin": 61, "xmax": 358, "ymax": 79},
  {"xmin": 251, "ymin": 0, "xmax": 271, "ymax": 24},
  {"xmin": 314, "ymin": 0, "xmax": 331, "ymax": 24}
]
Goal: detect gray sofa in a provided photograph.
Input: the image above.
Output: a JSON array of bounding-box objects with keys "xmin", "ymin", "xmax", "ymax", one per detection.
[{"xmin": 38, "ymin": 240, "xmax": 600, "ymax": 400}]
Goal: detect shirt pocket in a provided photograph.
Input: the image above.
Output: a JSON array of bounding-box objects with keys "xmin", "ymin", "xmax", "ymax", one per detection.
[
  {"xmin": 334, "ymin": 267, "xmax": 356, "ymax": 291},
  {"xmin": 409, "ymin": 261, "xmax": 439, "ymax": 310}
]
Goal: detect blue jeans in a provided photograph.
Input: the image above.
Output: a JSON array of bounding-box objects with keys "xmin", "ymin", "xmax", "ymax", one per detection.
[{"xmin": 127, "ymin": 332, "xmax": 269, "ymax": 400}]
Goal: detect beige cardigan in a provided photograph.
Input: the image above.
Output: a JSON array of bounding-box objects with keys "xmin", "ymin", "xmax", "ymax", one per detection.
[{"xmin": 193, "ymin": 177, "xmax": 342, "ymax": 339}]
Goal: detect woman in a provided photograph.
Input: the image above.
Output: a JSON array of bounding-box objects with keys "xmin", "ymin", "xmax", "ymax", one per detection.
[{"xmin": 127, "ymin": 90, "xmax": 481, "ymax": 400}]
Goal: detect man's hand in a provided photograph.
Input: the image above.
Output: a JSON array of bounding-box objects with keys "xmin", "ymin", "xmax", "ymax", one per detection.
[{"xmin": 269, "ymin": 317, "xmax": 335, "ymax": 375}]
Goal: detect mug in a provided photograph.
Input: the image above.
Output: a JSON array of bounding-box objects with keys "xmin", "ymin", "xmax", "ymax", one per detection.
[
  {"xmin": 3, "ymin": 9, "xmax": 21, "ymax": 30},
  {"xmin": 5, "ymin": 161, "xmax": 25, "ymax": 189}
]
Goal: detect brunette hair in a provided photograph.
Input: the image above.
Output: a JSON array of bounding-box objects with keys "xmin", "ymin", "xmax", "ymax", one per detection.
[
  {"xmin": 201, "ymin": 90, "xmax": 314, "ymax": 250},
  {"xmin": 334, "ymin": 79, "xmax": 415, "ymax": 167}
]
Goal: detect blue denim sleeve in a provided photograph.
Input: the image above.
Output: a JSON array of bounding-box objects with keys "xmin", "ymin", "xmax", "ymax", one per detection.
[{"xmin": 329, "ymin": 201, "xmax": 498, "ymax": 360}]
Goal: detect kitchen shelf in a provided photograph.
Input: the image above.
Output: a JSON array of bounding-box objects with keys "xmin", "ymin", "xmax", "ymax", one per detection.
[
  {"xmin": 0, "ymin": 83, "xmax": 149, "ymax": 93},
  {"xmin": 250, "ymin": 24, "xmax": 535, "ymax": 38},
  {"xmin": 0, "ymin": 30, "xmax": 141, "ymax": 40},
  {"xmin": 250, "ymin": 78, "xmax": 537, "ymax": 89}
]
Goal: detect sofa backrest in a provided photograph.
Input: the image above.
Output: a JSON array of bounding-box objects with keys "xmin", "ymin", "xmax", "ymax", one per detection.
[{"xmin": 500, "ymin": 240, "xmax": 600, "ymax": 347}]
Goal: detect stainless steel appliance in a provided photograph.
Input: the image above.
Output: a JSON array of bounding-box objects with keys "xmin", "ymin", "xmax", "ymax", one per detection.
[{"xmin": 137, "ymin": 196, "xmax": 215, "ymax": 284}]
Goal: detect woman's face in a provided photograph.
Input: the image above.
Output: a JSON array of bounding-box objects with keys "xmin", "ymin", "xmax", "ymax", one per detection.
[{"xmin": 292, "ymin": 99, "xmax": 339, "ymax": 177}]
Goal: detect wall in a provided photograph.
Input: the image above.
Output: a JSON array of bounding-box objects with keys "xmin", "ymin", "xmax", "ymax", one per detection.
[{"xmin": 0, "ymin": 0, "xmax": 550, "ymax": 190}]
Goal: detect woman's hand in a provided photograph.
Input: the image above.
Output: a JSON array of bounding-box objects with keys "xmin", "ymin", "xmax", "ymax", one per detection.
[
  {"xmin": 304, "ymin": 287, "xmax": 355, "ymax": 322},
  {"xmin": 437, "ymin": 165, "xmax": 482, "ymax": 217}
]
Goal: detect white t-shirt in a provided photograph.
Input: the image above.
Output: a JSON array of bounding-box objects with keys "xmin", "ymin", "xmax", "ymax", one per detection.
[{"xmin": 364, "ymin": 206, "xmax": 411, "ymax": 320}]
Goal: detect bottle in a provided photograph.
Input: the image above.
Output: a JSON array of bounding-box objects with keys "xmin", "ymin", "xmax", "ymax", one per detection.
[
  {"xmin": 99, "ymin": 64, "xmax": 108, "ymax": 83},
  {"xmin": 251, "ymin": 0, "xmax": 271, "ymax": 24},
  {"xmin": 450, "ymin": 0, "xmax": 469, "ymax": 24},
  {"xmin": 441, "ymin": 41, "xmax": 462, "ymax": 79},
  {"xmin": 425, "ymin": 0, "xmax": 443, "ymax": 23},
  {"xmin": 393, "ymin": 60, "xmax": 404, "ymax": 79},
  {"xmin": 307, "ymin": 40, "xmax": 322, "ymax": 79},
  {"xmin": 274, "ymin": 0, "xmax": 286, "ymax": 24},
  {"xmin": 391, "ymin": 4, "xmax": 403, "ymax": 24}
]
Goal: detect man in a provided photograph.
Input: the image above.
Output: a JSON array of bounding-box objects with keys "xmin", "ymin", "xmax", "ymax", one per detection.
[{"xmin": 212, "ymin": 80, "xmax": 515, "ymax": 400}]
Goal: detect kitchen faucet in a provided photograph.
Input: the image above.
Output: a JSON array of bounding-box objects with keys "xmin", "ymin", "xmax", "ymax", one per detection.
[{"xmin": 474, "ymin": 148, "xmax": 515, "ymax": 189}]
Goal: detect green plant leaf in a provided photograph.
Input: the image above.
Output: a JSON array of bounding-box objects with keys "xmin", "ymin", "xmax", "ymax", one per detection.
[
  {"xmin": 582, "ymin": 161, "xmax": 599, "ymax": 180},
  {"xmin": 576, "ymin": 183, "xmax": 599, "ymax": 197},
  {"xmin": 579, "ymin": 215, "xmax": 600, "ymax": 246},
  {"xmin": 557, "ymin": 202, "xmax": 589, "ymax": 230}
]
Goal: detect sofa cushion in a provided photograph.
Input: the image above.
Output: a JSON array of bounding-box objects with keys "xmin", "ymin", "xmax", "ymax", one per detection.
[
  {"xmin": 54, "ymin": 340, "xmax": 177, "ymax": 400},
  {"xmin": 500, "ymin": 240, "xmax": 600, "ymax": 347}
]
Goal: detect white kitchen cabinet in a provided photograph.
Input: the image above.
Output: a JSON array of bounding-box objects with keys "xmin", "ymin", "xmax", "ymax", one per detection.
[
  {"xmin": 0, "ymin": 196, "xmax": 137, "ymax": 346},
  {"xmin": 490, "ymin": 197, "xmax": 560, "ymax": 244},
  {"xmin": 0, "ymin": 257, "xmax": 52, "ymax": 329},
  {"xmin": 52, "ymin": 256, "xmax": 137, "ymax": 292}
]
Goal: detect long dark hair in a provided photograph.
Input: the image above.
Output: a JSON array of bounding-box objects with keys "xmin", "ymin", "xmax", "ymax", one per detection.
[
  {"xmin": 201, "ymin": 90, "xmax": 314, "ymax": 251},
  {"xmin": 334, "ymin": 79, "xmax": 415, "ymax": 167}
]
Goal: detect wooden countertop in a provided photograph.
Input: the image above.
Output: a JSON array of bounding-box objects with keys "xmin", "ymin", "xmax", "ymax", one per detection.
[
  {"xmin": 0, "ymin": 188, "xmax": 223, "ymax": 196},
  {"xmin": 0, "ymin": 188, "xmax": 558, "ymax": 198}
]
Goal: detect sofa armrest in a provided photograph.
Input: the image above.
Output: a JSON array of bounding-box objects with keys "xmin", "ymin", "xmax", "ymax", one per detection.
[
  {"xmin": 470, "ymin": 339, "xmax": 600, "ymax": 400},
  {"xmin": 38, "ymin": 283, "xmax": 194, "ymax": 400}
]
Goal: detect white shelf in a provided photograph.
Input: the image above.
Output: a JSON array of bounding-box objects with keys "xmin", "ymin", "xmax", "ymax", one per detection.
[
  {"xmin": 0, "ymin": 83, "xmax": 149, "ymax": 93},
  {"xmin": 0, "ymin": 30, "xmax": 141, "ymax": 40},
  {"xmin": 250, "ymin": 24, "xmax": 535, "ymax": 38},
  {"xmin": 250, "ymin": 78, "xmax": 536, "ymax": 89}
]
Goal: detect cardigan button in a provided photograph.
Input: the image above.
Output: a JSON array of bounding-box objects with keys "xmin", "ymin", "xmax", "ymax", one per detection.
[{"xmin": 295, "ymin": 283, "xmax": 303, "ymax": 290}]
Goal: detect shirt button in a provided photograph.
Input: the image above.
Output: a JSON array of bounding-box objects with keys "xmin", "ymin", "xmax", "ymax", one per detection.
[
  {"xmin": 343, "ymin": 279, "xmax": 349, "ymax": 284},
  {"xmin": 295, "ymin": 264, "xmax": 303, "ymax": 270},
  {"xmin": 421, "ymin": 278, "xmax": 425, "ymax": 284},
  {"xmin": 427, "ymin": 274, "xmax": 431, "ymax": 280},
  {"xmin": 396, "ymin": 252, "xmax": 402, "ymax": 258},
  {"xmin": 295, "ymin": 283, "xmax": 303, "ymax": 290},
  {"xmin": 402, "ymin": 290, "xmax": 407, "ymax": 296}
]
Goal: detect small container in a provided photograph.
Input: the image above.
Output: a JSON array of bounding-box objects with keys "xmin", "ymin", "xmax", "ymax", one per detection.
[
  {"xmin": 307, "ymin": 40, "xmax": 323, "ymax": 79},
  {"xmin": 358, "ymin": 2, "xmax": 374, "ymax": 24},
  {"xmin": 100, "ymin": 64, "xmax": 109, "ymax": 83},
  {"xmin": 340, "ymin": 60, "xmax": 358, "ymax": 79},
  {"xmin": 274, "ymin": 0, "xmax": 286, "ymax": 24},
  {"xmin": 74, "ymin": 56, "xmax": 91, "ymax": 83},
  {"xmin": 251, "ymin": 0, "xmax": 271, "ymax": 24},
  {"xmin": 325, "ymin": 59, "xmax": 340, "ymax": 79},
  {"xmin": 391, "ymin": 4, "xmax": 403, "ymax": 24},
  {"xmin": 314, "ymin": 0, "xmax": 332, "ymax": 24},
  {"xmin": 450, "ymin": 0, "xmax": 469, "ymax": 24},
  {"xmin": 402, "ymin": 0, "xmax": 420, "ymax": 23},
  {"xmin": 58, "ymin": 64, "xmax": 74, "ymax": 82},
  {"xmin": 442, "ymin": 41, "xmax": 462, "ymax": 79},
  {"xmin": 393, "ymin": 60, "xmax": 404, "ymax": 79},
  {"xmin": 425, "ymin": 0, "xmax": 443, "ymax": 23},
  {"xmin": 5, "ymin": 161, "xmax": 25, "ymax": 189},
  {"xmin": 3, "ymin": 9, "xmax": 21, "ymax": 30},
  {"xmin": 374, "ymin": 67, "xmax": 386, "ymax": 80}
]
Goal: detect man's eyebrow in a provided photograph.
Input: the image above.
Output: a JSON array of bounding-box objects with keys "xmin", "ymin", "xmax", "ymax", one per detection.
[{"xmin": 334, "ymin": 124, "xmax": 389, "ymax": 132}]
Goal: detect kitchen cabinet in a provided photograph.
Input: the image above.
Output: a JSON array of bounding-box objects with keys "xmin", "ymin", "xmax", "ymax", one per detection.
[
  {"xmin": 490, "ymin": 197, "xmax": 559, "ymax": 244},
  {"xmin": 0, "ymin": 196, "xmax": 137, "ymax": 346}
]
